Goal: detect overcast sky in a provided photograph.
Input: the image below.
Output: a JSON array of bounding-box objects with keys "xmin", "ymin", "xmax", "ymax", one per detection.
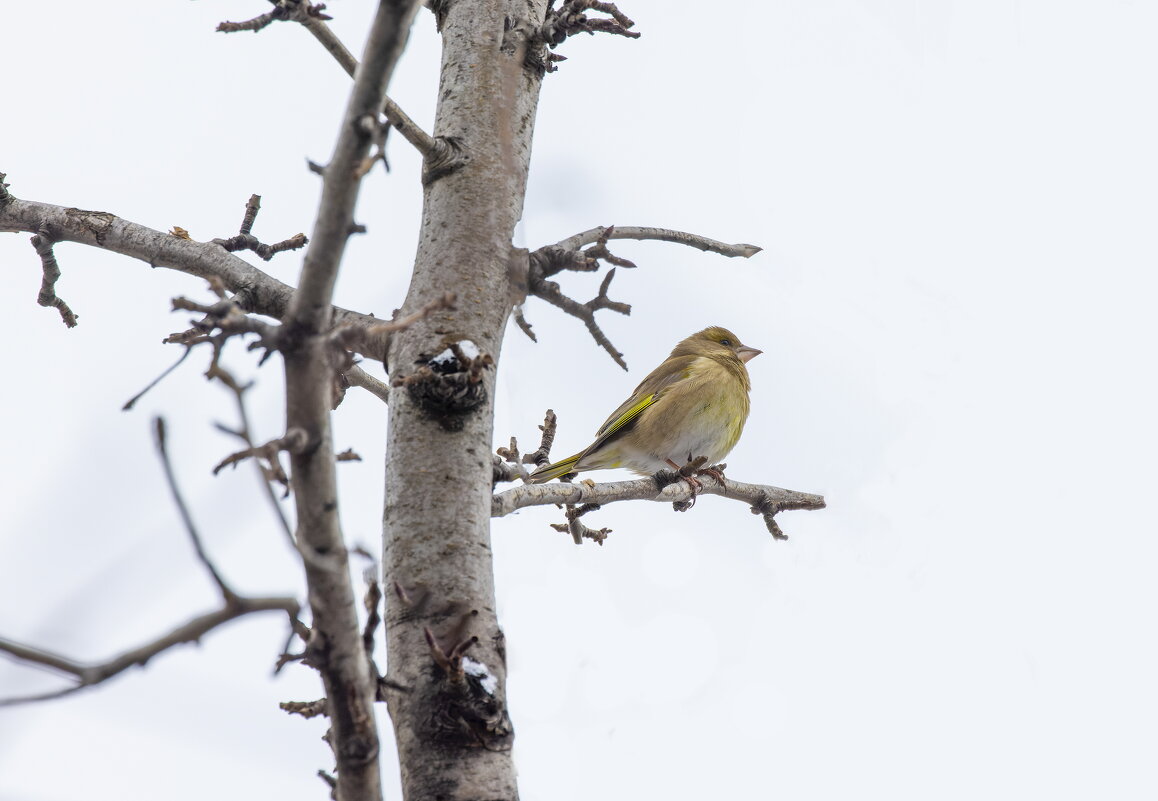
[{"xmin": 2, "ymin": 1, "xmax": 1157, "ymax": 799}]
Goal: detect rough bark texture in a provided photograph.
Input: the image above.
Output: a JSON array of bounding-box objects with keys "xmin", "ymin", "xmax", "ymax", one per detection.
[
  {"xmin": 381, "ymin": 2, "xmax": 547, "ymax": 799},
  {"xmin": 281, "ymin": 4, "xmax": 422, "ymax": 801}
]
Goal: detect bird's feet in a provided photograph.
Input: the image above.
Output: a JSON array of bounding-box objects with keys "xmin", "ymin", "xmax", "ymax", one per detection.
[
  {"xmin": 662, "ymin": 457, "xmax": 709, "ymax": 510},
  {"xmin": 698, "ymin": 462, "xmax": 727, "ymax": 489}
]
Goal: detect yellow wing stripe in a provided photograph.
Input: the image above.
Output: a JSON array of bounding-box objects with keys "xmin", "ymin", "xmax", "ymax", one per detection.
[
  {"xmin": 598, "ymin": 393, "xmax": 656, "ymax": 439},
  {"xmin": 528, "ymin": 453, "xmax": 583, "ymax": 483}
]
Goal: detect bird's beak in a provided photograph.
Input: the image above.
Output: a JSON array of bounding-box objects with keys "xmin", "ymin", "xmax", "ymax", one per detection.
[{"xmin": 737, "ymin": 346, "xmax": 762, "ymax": 363}]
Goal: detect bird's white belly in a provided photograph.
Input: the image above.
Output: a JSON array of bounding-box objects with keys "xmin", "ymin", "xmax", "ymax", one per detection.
[{"xmin": 618, "ymin": 401, "xmax": 738, "ymax": 473}]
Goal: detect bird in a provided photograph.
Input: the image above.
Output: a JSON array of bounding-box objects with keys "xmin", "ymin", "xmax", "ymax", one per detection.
[{"xmin": 528, "ymin": 326, "xmax": 761, "ymax": 484}]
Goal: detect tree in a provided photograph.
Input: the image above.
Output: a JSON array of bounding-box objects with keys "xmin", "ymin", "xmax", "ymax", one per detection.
[{"xmin": 0, "ymin": 2, "xmax": 823, "ymax": 800}]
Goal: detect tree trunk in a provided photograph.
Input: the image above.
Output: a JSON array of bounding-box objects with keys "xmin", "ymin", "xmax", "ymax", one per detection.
[{"xmin": 382, "ymin": 1, "xmax": 546, "ymax": 799}]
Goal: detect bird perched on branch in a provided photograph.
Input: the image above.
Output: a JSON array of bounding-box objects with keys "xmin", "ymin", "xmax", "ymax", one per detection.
[{"xmin": 528, "ymin": 326, "xmax": 761, "ymax": 484}]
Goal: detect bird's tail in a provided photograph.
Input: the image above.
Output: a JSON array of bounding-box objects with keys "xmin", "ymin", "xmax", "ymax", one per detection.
[{"xmin": 528, "ymin": 453, "xmax": 583, "ymax": 483}]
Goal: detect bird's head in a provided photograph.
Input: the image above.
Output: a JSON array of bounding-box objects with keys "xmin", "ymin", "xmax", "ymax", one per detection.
[{"xmin": 676, "ymin": 326, "xmax": 763, "ymax": 364}]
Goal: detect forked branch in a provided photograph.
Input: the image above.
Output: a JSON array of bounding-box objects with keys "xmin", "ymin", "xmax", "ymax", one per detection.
[
  {"xmin": 522, "ymin": 224, "xmax": 761, "ymax": 368},
  {"xmin": 0, "ymin": 598, "xmax": 303, "ymax": 706},
  {"xmin": 220, "ymin": 0, "xmax": 458, "ymax": 177},
  {"xmin": 212, "ymin": 194, "xmax": 309, "ymax": 262},
  {"xmin": 0, "ymin": 417, "xmax": 305, "ymax": 706},
  {"xmin": 0, "ymin": 178, "xmax": 425, "ymax": 366},
  {"xmin": 534, "ymin": 0, "xmax": 640, "ymax": 73}
]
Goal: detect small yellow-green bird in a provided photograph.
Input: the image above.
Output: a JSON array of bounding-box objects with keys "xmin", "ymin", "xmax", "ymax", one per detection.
[{"xmin": 528, "ymin": 326, "xmax": 761, "ymax": 483}]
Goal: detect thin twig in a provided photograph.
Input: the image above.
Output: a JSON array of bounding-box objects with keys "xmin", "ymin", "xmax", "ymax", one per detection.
[
  {"xmin": 154, "ymin": 417, "xmax": 234, "ymax": 599},
  {"xmin": 30, "ymin": 221, "xmax": 78, "ymax": 327},
  {"xmin": 210, "ymin": 365, "xmax": 297, "ymax": 545},
  {"xmin": 0, "ymin": 414, "xmax": 309, "ymax": 702},
  {"xmin": 538, "ymin": 0, "xmax": 640, "ymax": 72},
  {"xmin": 212, "ymin": 194, "xmax": 309, "ymax": 262},
  {"xmin": 343, "ymin": 364, "xmax": 392, "ymax": 403},
  {"xmin": 281, "ymin": 698, "xmax": 330, "ymax": 718},
  {"xmin": 522, "ymin": 224, "xmax": 761, "ymax": 367},
  {"xmin": 0, "ymin": 597, "xmax": 302, "ymax": 706},
  {"xmin": 523, "ymin": 409, "xmax": 558, "ymax": 467},
  {"xmin": 122, "ymin": 347, "xmax": 195, "ymax": 411},
  {"xmin": 512, "ymin": 304, "xmax": 536, "ymax": 341},
  {"xmin": 213, "ymin": 428, "xmax": 308, "ymax": 482},
  {"xmin": 528, "ymin": 267, "xmax": 631, "ymax": 369},
  {"xmin": 268, "ymin": 0, "xmax": 442, "ymax": 164},
  {"xmin": 381, "ymin": 95, "xmax": 439, "ymax": 160},
  {"xmin": 550, "ymin": 225, "xmax": 761, "ymax": 258},
  {"xmin": 293, "ymin": 6, "xmax": 355, "ymax": 76},
  {"xmin": 217, "ymin": 8, "xmax": 287, "ymax": 33},
  {"xmin": 329, "ymin": 291, "xmax": 456, "ymax": 359}
]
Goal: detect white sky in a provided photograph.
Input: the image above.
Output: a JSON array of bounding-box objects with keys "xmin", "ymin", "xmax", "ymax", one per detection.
[{"xmin": 2, "ymin": 1, "xmax": 1157, "ymax": 799}]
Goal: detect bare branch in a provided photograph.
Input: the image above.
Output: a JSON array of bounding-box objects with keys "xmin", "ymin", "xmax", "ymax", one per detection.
[
  {"xmin": 275, "ymin": 3, "xmax": 424, "ymax": 799},
  {"xmin": 255, "ymin": 0, "xmax": 438, "ymax": 172},
  {"xmin": 539, "ymin": 0, "xmax": 640, "ymax": 70},
  {"xmin": 30, "ymin": 221, "xmax": 78, "ymax": 327},
  {"xmin": 343, "ymin": 364, "xmax": 392, "ymax": 403},
  {"xmin": 512, "ymin": 304, "xmax": 537, "ymax": 341},
  {"xmin": 212, "ymin": 427, "xmax": 310, "ymax": 499},
  {"xmin": 329, "ymin": 291, "xmax": 457, "ymax": 360},
  {"xmin": 0, "ymin": 596, "xmax": 302, "ymax": 707},
  {"xmin": 362, "ymin": 570, "xmax": 383, "ymax": 662},
  {"xmin": 0, "ymin": 186, "xmax": 384, "ymax": 350},
  {"xmin": 492, "ymin": 454, "xmax": 525, "ymax": 484},
  {"xmin": 0, "ymin": 414, "xmax": 309, "ymax": 704},
  {"xmin": 523, "ymin": 408, "xmax": 558, "ymax": 467},
  {"xmin": 239, "ymin": 193, "xmax": 261, "ymax": 235},
  {"xmin": 527, "ymin": 266, "xmax": 631, "ymax": 369},
  {"xmin": 246, "ymin": 0, "xmax": 455, "ymax": 176},
  {"xmin": 521, "ymin": 224, "xmax": 761, "ymax": 367},
  {"xmin": 281, "ymin": 698, "xmax": 330, "ymax": 718},
  {"xmin": 170, "ymin": 295, "xmax": 283, "ymax": 356},
  {"xmin": 550, "ymin": 225, "xmax": 762, "ymax": 258},
  {"xmin": 217, "ymin": 232, "xmax": 309, "ymax": 261},
  {"xmin": 217, "ymin": 7, "xmax": 288, "ymax": 34},
  {"xmin": 287, "ymin": 2, "xmax": 419, "ymax": 330},
  {"xmin": 492, "ymin": 474, "xmax": 826, "ymax": 540},
  {"xmin": 209, "ymin": 365, "xmax": 298, "ymax": 546},
  {"xmin": 291, "ymin": 5, "xmax": 355, "ymax": 76},
  {"xmin": 494, "ymin": 437, "xmax": 532, "ymax": 484},
  {"xmin": 379, "ymin": 96, "xmax": 436, "ymax": 160},
  {"xmin": 217, "ymin": 0, "xmax": 336, "ymax": 37},
  {"xmin": 550, "ymin": 502, "xmax": 612, "ymax": 545},
  {"xmin": 210, "ymin": 195, "xmax": 309, "ymax": 261},
  {"xmin": 154, "ymin": 416, "xmax": 235, "ymax": 599}
]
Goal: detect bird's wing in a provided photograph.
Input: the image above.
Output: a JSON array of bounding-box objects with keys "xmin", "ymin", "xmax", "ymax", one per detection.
[{"xmin": 584, "ymin": 354, "xmax": 700, "ymax": 453}]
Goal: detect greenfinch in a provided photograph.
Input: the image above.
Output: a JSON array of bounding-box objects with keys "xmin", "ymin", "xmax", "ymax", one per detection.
[{"xmin": 528, "ymin": 326, "xmax": 761, "ymax": 483}]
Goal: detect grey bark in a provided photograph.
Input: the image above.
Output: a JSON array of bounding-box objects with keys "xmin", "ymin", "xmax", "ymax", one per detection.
[
  {"xmin": 281, "ymin": 4, "xmax": 422, "ymax": 801},
  {"xmin": 381, "ymin": 2, "xmax": 547, "ymax": 799}
]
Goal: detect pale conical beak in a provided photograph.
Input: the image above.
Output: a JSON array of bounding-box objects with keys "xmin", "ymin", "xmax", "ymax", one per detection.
[{"xmin": 737, "ymin": 346, "xmax": 762, "ymax": 363}]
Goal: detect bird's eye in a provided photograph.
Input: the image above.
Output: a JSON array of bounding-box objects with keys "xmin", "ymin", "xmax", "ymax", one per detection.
[{"xmin": 720, "ymin": 338, "xmax": 732, "ymax": 346}]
